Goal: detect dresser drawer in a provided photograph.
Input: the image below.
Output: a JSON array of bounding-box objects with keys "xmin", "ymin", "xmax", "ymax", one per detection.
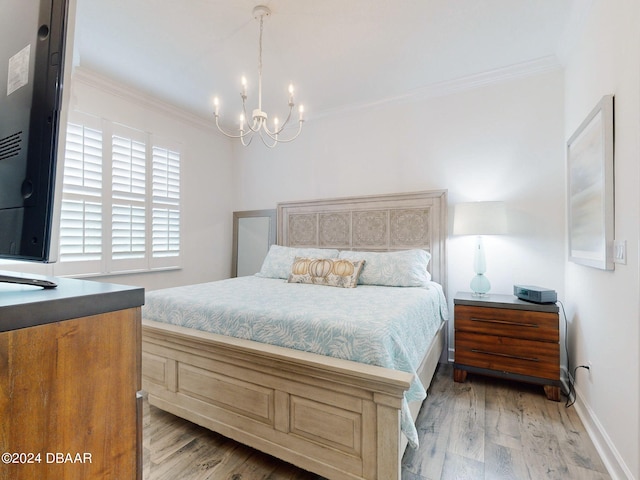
[
  {"xmin": 455, "ymin": 305, "xmax": 558, "ymax": 342},
  {"xmin": 455, "ymin": 331, "xmax": 560, "ymax": 381}
]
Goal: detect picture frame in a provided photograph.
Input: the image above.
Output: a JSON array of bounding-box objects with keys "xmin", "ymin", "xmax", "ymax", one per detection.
[{"xmin": 567, "ymin": 94, "xmax": 614, "ymax": 270}]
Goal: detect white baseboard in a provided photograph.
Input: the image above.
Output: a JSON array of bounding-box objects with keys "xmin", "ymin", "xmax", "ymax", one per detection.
[{"xmin": 570, "ymin": 380, "xmax": 635, "ymax": 480}]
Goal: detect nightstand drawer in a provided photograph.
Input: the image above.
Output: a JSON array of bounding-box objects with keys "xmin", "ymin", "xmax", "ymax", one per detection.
[
  {"xmin": 455, "ymin": 305, "xmax": 558, "ymax": 342},
  {"xmin": 455, "ymin": 332, "xmax": 560, "ymax": 380}
]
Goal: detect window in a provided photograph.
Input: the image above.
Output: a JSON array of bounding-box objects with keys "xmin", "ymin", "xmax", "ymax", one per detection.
[
  {"xmin": 151, "ymin": 146, "xmax": 181, "ymax": 260},
  {"xmin": 59, "ymin": 122, "xmax": 103, "ymax": 264},
  {"xmin": 56, "ymin": 114, "xmax": 181, "ymax": 276}
]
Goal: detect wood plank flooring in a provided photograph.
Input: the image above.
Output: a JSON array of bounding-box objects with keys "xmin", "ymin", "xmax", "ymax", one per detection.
[{"xmin": 143, "ymin": 363, "xmax": 610, "ymax": 479}]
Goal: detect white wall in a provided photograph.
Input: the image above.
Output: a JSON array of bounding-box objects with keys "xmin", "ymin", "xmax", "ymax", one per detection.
[
  {"xmin": 233, "ymin": 69, "xmax": 567, "ymax": 360},
  {"xmin": 563, "ymin": 1, "xmax": 640, "ymax": 479}
]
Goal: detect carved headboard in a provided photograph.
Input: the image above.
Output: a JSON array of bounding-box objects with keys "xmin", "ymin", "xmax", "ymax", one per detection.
[{"xmin": 277, "ymin": 190, "xmax": 447, "ymax": 293}]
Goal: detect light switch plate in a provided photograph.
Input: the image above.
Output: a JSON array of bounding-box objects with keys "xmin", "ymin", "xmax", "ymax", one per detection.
[{"xmin": 613, "ymin": 240, "xmax": 627, "ymax": 264}]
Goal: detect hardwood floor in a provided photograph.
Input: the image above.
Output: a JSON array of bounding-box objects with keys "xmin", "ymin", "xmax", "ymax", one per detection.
[{"xmin": 143, "ymin": 363, "xmax": 610, "ymax": 479}]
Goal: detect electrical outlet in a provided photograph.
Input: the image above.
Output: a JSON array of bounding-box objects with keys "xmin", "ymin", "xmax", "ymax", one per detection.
[{"xmin": 614, "ymin": 240, "xmax": 627, "ymax": 264}]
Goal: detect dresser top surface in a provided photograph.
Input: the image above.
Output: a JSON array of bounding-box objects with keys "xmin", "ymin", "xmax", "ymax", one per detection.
[
  {"xmin": 0, "ymin": 272, "xmax": 144, "ymax": 332},
  {"xmin": 454, "ymin": 292, "xmax": 559, "ymax": 313}
]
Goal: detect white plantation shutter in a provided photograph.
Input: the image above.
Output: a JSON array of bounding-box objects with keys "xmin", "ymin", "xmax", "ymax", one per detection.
[
  {"xmin": 112, "ymin": 135, "xmax": 146, "ymax": 198},
  {"xmin": 62, "ymin": 123, "xmax": 102, "ymax": 194},
  {"xmin": 152, "ymin": 209, "xmax": 180, "ymax": 257},
  {"xmin": 59, "ymin": 200, "xmax": 102, "ymax": 261},
  {"xmin": 111, "ymin": 133, "xmax": 146, "ymax": 266},
  {"xmin": 152, "ymin": 147, "xmax": 180, "ymax": 201},
  {"xmin": 112, "ymin": 204, "xmax": 146, "ymax": 260},
  {"xmin": 151, "ymin": 146, "xmax": 180, "ymax": 260},
  {"xmin": 58, "ymin": 123, "xmax": 103, "ymax": 266},
  {"xmin": 55, "ymin": 115, "xmax": 181, "ymax": 276}
]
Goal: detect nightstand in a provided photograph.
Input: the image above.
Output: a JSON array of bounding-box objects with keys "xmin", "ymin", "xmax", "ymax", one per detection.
[{"xmin": 453, "ymin": 292, "xmax": 561, "ymax": 401}]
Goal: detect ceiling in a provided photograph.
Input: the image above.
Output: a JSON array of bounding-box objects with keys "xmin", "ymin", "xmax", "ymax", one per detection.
[{"xmin": 74, "ymin": 0, "xmax": 579, "ymax": 126}]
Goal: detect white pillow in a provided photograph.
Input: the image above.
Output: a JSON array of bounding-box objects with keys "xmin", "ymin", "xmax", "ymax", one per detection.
[
  {"xmin": 338, "ymin": 249, "xmax": 431, "ymax": 287},
  {"xmin": 256, "ymin": 245, "xmax": 340, "ymax": 279}
]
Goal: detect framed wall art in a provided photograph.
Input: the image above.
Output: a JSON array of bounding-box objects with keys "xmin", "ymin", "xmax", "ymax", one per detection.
[{"xmin": 567, "ymin": 94, "xmax": 614, "ymax": 270}]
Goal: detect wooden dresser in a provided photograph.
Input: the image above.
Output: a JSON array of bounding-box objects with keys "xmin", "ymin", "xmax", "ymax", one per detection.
[
  {"xmin": 453, "ymin": 292, "xmax": 561, "ymax": 401},
  {"xmin": 0, "ymin": 274, "xmax": 144, "ymax": 480}
]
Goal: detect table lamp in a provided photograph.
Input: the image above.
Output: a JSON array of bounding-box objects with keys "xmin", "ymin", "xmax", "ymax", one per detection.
[{"xmin": 453, "ymin": 201, "xmax": 507, "ymax": 296}]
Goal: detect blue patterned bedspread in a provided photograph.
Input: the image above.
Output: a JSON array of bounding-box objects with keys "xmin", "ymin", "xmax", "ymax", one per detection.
[{"xmin": 143, "ymin": 275, "xmax": 448, "ymax": 447}]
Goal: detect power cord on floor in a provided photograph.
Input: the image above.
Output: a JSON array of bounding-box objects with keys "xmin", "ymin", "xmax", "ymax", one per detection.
[
  {"xmin": 558, "ymin": 300, "xmax": 590, "ymax": 408},
  {"xmin": 565, "ymin": 365, "xmax": 590, "ymax": 408}
]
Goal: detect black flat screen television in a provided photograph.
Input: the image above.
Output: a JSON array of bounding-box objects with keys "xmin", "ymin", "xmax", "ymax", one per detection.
[{"xmin": 0, "ymin": 0, "xmax": 71, "ymax": 268}]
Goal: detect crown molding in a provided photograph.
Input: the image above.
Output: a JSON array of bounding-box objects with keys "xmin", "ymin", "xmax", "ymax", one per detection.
[
  {"xmin": 71, "ymin": 67, "xmax": 216, "ymax": 131},
  {"xmin": 416, "ymin": 55, "xmax": 563, "ymax": 99},
  {"xmin": 313, "ymin": 55, "xmax": 563, "ymax": 121},
  {"xmin": 73, "ymin": 55, "xmax": 562, "ymax": 129}
]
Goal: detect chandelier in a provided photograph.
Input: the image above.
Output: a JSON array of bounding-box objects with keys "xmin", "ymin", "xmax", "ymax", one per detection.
[{"xmin": 213, "ymin": 5, "xmax": 305, "ymax": 148}]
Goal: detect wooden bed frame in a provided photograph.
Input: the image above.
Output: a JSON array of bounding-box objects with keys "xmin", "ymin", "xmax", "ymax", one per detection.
[{"xmin": 142, "ymin": 190, "xmax": 448, "ymax": 480}]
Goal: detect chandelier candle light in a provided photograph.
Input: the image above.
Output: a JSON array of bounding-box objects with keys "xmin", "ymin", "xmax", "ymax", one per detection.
[{"xmin": 213, "ymin": 5, "xmax": 305, "ymax": 148}]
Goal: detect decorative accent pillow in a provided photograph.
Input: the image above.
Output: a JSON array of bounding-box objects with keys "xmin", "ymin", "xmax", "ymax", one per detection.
[
  {"xmin": 338, "ymin": 249, "xmax": 431, "ymax": 287},
  {"xmin": 256, "ymin": 245, "xmax": 340, "ymax": 279},
  {"xmin": 287, "ymin": 257, "xmax": 365, "ymax": 288}
]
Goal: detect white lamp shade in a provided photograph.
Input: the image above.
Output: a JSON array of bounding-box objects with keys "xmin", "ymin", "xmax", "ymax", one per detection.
[{"xmin": 453, "ymin": 201, "xmax": 508, "ymax": 236}]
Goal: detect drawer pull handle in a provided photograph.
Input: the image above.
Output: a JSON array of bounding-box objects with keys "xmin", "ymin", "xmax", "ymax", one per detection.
[
  {"xmin": 471, "ymin": 317, "xmax": 539, "ymax": 328},
  {"xmin": 471, "ymin": 349, "xmax": 540, "ymax": 363}
]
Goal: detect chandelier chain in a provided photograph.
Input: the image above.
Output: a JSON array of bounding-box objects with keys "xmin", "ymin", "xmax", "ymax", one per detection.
[{"xmin": 257, "ymin": 13, "xmax": 263, "ymax": 110}]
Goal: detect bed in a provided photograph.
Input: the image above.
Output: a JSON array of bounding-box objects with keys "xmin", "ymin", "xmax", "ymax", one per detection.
[{"xmin": 142, "ymin": 190, "xmax": 448, "ymax": 480}]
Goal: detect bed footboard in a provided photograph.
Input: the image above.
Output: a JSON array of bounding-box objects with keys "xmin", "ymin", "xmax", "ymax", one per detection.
[{"xmin": 142, "ymin": 319, "xmax": 414, "ymax": 480}]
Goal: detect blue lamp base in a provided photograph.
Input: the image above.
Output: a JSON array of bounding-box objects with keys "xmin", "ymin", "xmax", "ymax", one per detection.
[
  {"xmin": 470, "ymin": 236, "xmax": 491, "ymax": 297},
  {"xmin": 470, "ymin": 273, "xmax": 491, "ymax": 297}
]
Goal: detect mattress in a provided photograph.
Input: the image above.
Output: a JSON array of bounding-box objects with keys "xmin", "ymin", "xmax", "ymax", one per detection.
[{"xmin": 143, "ymin": 275, "xmax": 448, "ymax": 446}]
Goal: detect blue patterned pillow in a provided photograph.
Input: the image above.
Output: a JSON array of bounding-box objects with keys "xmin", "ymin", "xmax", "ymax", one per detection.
[
  {"xmin": 256, "ymin": 245, "xmax": 340, "ymax": 279},
  {"xmin": 338, "ymin": 249, "xmax": 431, "ymax": 287}
]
